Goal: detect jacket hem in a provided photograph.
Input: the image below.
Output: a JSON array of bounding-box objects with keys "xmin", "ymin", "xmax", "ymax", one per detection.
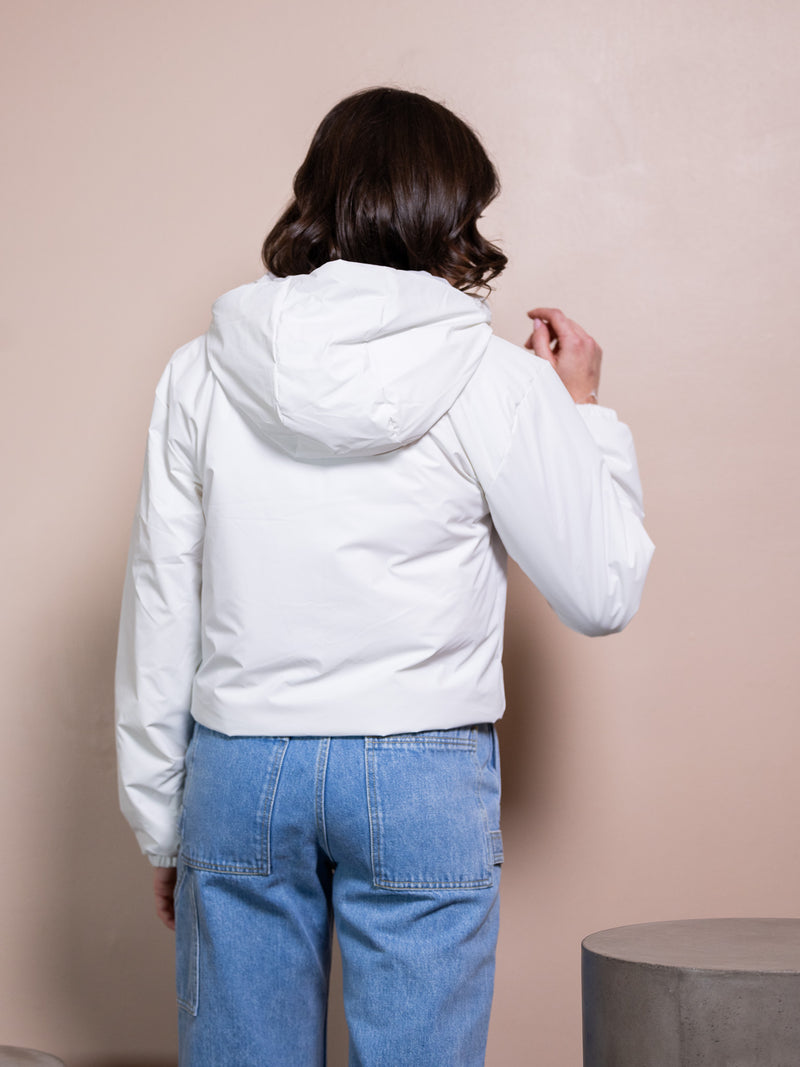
[{"xmin": 189, "ymin": 698, "xmax": 506, "ymax": 738}]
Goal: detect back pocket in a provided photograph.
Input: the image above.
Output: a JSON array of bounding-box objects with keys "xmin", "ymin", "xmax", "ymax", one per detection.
[
  {"xmin": 179, "ymin": 725, "xmax": 289, "ymax": 874},
  {"xmin": 366, "ymin": 728, "xmax": 494, "ymax": 890}
]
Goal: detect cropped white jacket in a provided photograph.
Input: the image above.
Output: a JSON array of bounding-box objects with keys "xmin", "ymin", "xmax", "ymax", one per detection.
[{"xmin": 114, "ymin": 261, "xmax": 655, "ymax": 864}]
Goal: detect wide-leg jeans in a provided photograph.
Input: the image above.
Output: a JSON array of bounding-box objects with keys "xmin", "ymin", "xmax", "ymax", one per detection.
[{"xmin": 175, "ymin": 722, "xmax": 503, "ymax": 1066}]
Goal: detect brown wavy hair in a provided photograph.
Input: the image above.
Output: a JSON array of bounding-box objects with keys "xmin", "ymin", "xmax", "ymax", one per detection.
[{"xmin": 261, "ymin": 87, "xmax": 507, "ymax": 297}]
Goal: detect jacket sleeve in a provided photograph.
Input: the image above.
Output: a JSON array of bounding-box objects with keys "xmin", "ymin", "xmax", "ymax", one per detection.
[
  {"xmin": 450, "ymin": 338, "xmax": 655, "ymax": 635},
  {"xmin": 114, "ymin": 360, "xmax": 205, "ymax": 866}
]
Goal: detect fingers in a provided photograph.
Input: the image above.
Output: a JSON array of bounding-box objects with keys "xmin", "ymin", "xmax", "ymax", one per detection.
[
  {"xmin": 527, "ymin": 308, "xmax": 571, "ymax": 340},
  {"xmin": 154, "ymin": 867, "xmax": 177, "ymax": 931},
  {"xmin": 526, "ymin": 307, "xmax": 601, "ymax": 357},
  {"xmin": 527, "ymin": 307, "xmax": 570, "ymax": 325},
  {"xmin": 524, "ymin": 306, "xmax": 603, "ymax": 402},
  {"xmin": 525, "ymin": 317, "xmax": 557, "ymax": 366},
  {"xmin": 527, "ymin": 307, "xmax": 590, "ymax": 344},
  {"xmin": 156, "ymin": 898, "xmax": 175, "ymax": 931}
]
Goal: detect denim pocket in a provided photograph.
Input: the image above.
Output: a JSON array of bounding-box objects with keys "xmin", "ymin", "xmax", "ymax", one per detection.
[
  {"xmin": 179, "ymin": 724, "xmax": 289, "ymax": 875},
  {"xmin": 366, "ymin": 725, "xmax": 501, "ymax": 890},
  {"xmin": 175, "ymin": 859, "xmax": 199, "ymax": 1016}
]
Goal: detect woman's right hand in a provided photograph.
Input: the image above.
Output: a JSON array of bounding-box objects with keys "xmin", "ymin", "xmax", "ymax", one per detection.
[
  {"xmin": 154, "ymin": 866, "xmax": 178, "ymax": 930},
  {"xmin": 524, "ymin": 307, "xmax": 602, "ymax": 404}
]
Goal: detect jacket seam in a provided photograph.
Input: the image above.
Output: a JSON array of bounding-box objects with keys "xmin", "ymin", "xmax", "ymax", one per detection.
[
  {"xmin": 482, "ymin": 370, "xmax": 541, "ymax": 495},
  {"xmin": 269, "ymin": 280, "xmax": 294, "ymax": 426}
]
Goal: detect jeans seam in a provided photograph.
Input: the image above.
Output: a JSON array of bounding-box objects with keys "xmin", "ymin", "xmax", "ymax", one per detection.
[
  {"xmin": 315, "ymin": 737, "xmax": 333, "ymax": 861},
  {"xmin": 176, "ymin": 868, "xmax": 199, "ymax": 1015},
  {"xmin": 260, "ymin": 738, "xmax": 290, "ymax": 875},
  {"xmin": 365, "ymin": 739, "xmax": 379, "ymax": 886},
  {"xmin": 180, "ymin": 859, "xmax": 266, "ymax": 875},
  {"xmin": 370, "ymin": 737, "xmax": 475, "ymax": 749},
  {"xmin": 471, "ymin": 726, "xmax": 492, "ymax": 875},
  {"xmin": 374, "ymin": 877, "xmax": 494, "ymax": 890}
]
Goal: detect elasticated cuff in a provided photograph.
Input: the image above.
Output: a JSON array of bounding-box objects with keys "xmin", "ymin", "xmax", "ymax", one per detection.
[{"xmin": 147, "ymin": 853, "xmax": 178, "ymax": 868}]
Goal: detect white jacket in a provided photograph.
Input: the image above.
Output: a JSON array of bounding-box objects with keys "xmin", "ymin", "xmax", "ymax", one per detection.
[{"xmin": 115, "ymin": 260, "xmax": 654, "ymax": 865}]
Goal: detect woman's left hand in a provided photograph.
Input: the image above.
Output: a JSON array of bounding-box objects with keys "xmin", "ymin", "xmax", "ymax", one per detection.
[{"xmin": 154, "ymin": 866, "xmax": 178, "ymax": 930}]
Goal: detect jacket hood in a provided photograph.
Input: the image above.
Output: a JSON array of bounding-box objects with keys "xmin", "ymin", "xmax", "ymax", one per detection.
[{"xmin": 205, "ymin": 259, "xmax": 493, "ymax": 459}]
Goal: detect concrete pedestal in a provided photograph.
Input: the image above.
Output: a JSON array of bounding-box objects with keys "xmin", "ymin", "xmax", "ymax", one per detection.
[{"xmin": 582, "ymin": 918, "xmax": 800, "ymax": 1066}]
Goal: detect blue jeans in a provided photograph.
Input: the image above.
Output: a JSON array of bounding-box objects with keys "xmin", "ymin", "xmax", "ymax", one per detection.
[{"xmin": 175, "ymin": 722, "xmax": 503, "ymax": 1066}]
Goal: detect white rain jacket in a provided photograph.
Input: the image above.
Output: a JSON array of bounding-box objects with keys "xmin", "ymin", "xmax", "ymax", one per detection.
[{"xmin": 115, "ymin": 260, "xmax": 655, "ymax": 865}]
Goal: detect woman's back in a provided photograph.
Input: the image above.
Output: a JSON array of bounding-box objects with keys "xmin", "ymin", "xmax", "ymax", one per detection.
[{"xmin": 174, "ymin": 260, "xmax": 506, "ymax": 735}]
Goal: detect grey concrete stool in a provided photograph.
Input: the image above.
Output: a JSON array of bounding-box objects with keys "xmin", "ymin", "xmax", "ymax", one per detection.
[
  {"xmin": 582, "ymin": 918, "xmax": 800, "ymax": 1066},
  {"xmin": 0, "ymin": 1051, "xmax": 65, "ymax": 1066}
]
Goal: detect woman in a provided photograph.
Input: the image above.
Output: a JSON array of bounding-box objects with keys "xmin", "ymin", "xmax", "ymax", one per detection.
[{"xmin": 115, "ymin": 86, "xmax": 654, "ymax": 1066}]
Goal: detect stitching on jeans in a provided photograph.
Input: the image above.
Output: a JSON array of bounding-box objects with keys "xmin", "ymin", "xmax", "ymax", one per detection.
[
  {"xmin": 472, "ymin": 726, "xmax": 492, "ymax": 875},
  {"xmin": 181, "ymin": 859, "xmax": 270, "ymax": 875},
  {"xmin": 315, "ymin": 737, "xmax": 333, "ymax": 861},
  {"xmin": 176, "ymin": 870, "xmax": 199, "ymax": 1015},
  {"xmin": 260, "ymin": 738, "xmax": 290, "ymax": 875},
  {"xmin": 371, "ymin": 737, "xmax": 475, "ymax": 749},
  {"xmin": 374, "ymin": 880, "xmax": 493, "ymax": 890},
  {"xmin": 373, "ymin": 872, "xmax": 494, "ymax": 889},
  {"xmin": 365, "ymin": 741, "xmax": 379, "ymax": 886}
]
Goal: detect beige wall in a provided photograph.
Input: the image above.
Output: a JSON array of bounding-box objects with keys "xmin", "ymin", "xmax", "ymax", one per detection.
[{"xmin": 2, "ymin": 1, "xmax": 798, "ymax": 1063}]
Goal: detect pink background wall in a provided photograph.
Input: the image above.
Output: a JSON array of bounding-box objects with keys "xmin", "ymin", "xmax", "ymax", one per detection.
[{"xmin": 2, "ymin": 1, "xmax": 798, "ymax": 1064}]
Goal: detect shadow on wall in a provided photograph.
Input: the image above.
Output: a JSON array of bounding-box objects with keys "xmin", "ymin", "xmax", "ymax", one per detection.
[{"xmin": 498, "ymin": 560, "xmax": 562, "ymax": 830}]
